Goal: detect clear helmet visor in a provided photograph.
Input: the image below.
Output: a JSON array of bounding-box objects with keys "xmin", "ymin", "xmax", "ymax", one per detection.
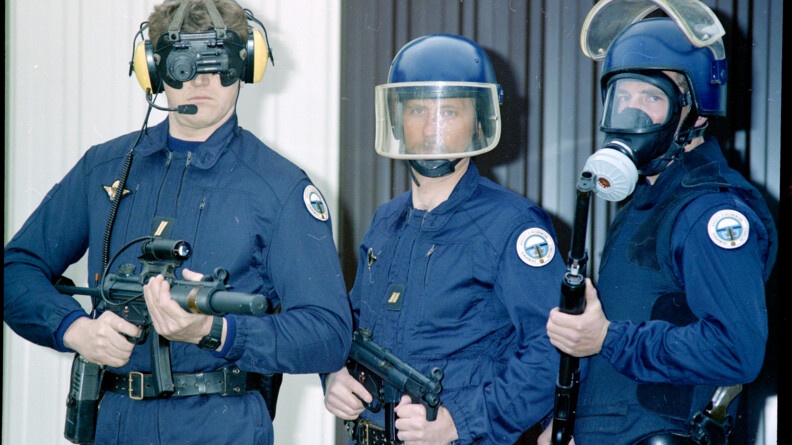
[
  {"xmin": 602, "ymin": 75, "xmax": 677, "ymax": 133},
  {"xmin": 374, "ymin": 82, "xmax": 501, "ymax": 160},
  {"xmin": 580, "ymin": 0, "xmax": 726, "ymax": 61}
]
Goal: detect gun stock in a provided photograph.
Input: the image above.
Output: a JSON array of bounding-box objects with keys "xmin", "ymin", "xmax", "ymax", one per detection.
[{"xmin": 552, "ymin": 171, "xmax": 594, "ymax": 445}]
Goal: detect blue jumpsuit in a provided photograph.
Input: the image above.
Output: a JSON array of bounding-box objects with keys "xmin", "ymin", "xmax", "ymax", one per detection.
[
  {"xmin": 4, "ymin": 115, "xmax": 352, "ymax": 444},
  {"xmin": 350, "ymin": 162, "xmax": 565, "ymax": 444},
  {"xmin": 573, "ymin": 139, "xmax": 777, "ymax": 444}
]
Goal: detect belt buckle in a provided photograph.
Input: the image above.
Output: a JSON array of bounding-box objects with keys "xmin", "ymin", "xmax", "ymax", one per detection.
[{"xmin": 128, "ymin": 371, "xmax": 145, "ymax": 400}]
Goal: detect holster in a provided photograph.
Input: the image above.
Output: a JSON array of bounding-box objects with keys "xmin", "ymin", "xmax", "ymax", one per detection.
[{"xmin": 255, "ymin": 372, "xmax": 283, "ymax": 420}]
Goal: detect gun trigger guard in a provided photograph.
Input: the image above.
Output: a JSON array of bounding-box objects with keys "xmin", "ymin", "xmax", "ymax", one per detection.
[
  {"xmin": 123, "ymin": 328, "xmax": 147, "ymax": 345},
  {"xmin": 363, "ymin": 397, "xmax": 381, "ymax": 413},
  {"xmin": 123, "ymin": 333, "xmax": 138, "ymax": 344}
]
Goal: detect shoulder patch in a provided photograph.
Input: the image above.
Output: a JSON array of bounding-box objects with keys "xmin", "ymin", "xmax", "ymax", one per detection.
[
  {"xmin": 707, "ymin": 209, "xmax": 750, "ymax": 249},
  {"xmin": 516, "ymin": 227, "xmax": 556, "ymax": 267},
  {"xmin": 303, "ymin": 185, "xmax": 329, "ymax": 221}
]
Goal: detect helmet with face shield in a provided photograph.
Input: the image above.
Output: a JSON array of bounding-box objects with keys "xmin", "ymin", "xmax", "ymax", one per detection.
[
  {"xmin": 579, "ymin": 2, "xmax": 727, "ymax": 200},
  {"xmin": 374, "ymin": 34, "xmax": 504, "ymax": 178}
]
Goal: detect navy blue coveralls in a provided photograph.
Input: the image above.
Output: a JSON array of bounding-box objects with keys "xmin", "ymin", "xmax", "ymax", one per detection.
[
  {"xmin": 4, "ymin": 115, "xmax": 352, "ymax": 444},
  {"xmin": 350, "ymin": 162, "xmax": 566, "ymax": 444},
  {"xmin": 573, "ymin": 138, "xmax": 777, "ymax": 444}
]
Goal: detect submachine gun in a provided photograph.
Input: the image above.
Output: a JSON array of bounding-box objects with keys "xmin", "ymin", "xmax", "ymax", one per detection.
[
  {"xmin": 56, "ymin": 237, "xmax": 268, "ymax": 444},
  {"xmin": 551, "ymin": 171, "xmax": 595, "ymax": 445},
  {"xmin": 345, "ymin": 328, "xmax": 444, "ymax": 443}
]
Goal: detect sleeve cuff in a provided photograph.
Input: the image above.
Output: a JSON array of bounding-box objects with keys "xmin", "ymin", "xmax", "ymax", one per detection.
[
  {"xmin": 211, "ymin": 315, "xmax": 235, "ymax": 358},
  {"xmin": 54, "ymin": 311, "xmax": 90, "ymax": 352}
]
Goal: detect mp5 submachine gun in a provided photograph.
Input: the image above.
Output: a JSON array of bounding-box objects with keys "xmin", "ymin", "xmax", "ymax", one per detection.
[
  {"xmin": 346, "ymin": 328, "xmax": 444, "ymax": 443},
  {"xmin": 56, "ymin": 237, "xmax": 268, "ymax": 444}
]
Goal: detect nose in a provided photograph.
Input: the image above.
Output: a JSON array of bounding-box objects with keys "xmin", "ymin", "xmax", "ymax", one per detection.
[
  {"xmin": 189, "ymin": 73, "xmax": 212, "ymax": 87},
  {"xmin": 422, "ymin": 110, "xmax": 442, "ymax": 137}
]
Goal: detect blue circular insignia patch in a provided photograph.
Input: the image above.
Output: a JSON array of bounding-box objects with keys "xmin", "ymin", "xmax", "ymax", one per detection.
[
  {"xmin": 303, "ymin": 185, "xmax": 329, "ymax": 221},
  {"xmin": 707, "ymin": 209, "xmax": 749, "ymax": 249},
  {"xmin": 516, "ymin": 228, "xmax": 555, "ymax": 267}
]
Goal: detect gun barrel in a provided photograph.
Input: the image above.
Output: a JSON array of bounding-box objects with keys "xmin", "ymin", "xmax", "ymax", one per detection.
[
  {"xmin": 170, "ymin": 284, "xmax": 268, "ymax": 316},
  {"xmin": 569, "ymin": 171, "xmax": 594, "ymax": 262}
]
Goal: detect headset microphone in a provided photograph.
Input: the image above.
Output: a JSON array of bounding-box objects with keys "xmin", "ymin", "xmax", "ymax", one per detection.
[{"xmin": 145, "ymin": 90, "xmax": 198, "ymax": 115}]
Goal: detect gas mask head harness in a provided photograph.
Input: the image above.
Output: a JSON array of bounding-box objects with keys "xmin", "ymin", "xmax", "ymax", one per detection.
[
  {"xmin": 578, "ymin": 0, "xmax": 727, "ymax": 201},
  {"xmin": 374, "ymin": 34, "xmax": 503, "ymax": 182}
]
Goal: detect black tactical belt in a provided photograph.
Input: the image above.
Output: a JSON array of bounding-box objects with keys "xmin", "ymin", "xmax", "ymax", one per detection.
[
  {"xmin": 103, "ymin": 366, "xmax": 256, "ymax": 400},
  {"xmin": 345, "ymin": 419, "xmax": 399, "ymax": 445}
]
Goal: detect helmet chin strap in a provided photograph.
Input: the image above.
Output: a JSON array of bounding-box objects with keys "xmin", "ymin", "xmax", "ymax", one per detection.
[
  {"xmin": 639, "ymin": 141, "xmax": 685, "ymax": 176},
  {"xmin": 640, "ymin": 110, "xmax": 705, "ymax": 177},
  {"xmin": 408, "ymin": 159, "xmax": 462, "ymax": 187}
]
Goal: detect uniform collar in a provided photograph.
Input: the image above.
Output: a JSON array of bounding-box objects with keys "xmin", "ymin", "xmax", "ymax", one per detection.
[
  {"xmin": 632, "ymin": 138, "xmax": 728, "ymax": 209},
  {"xmin": 407, "ymin": 161, "xmax": 480, "ymax": 231},
  {"xmin": 136, "ymin": 114, "xmax": 240, "ymax": 169}
]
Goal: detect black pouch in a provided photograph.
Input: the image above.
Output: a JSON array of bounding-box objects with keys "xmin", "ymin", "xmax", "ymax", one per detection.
[
  {"xmin": 255, "ymin": 302, "xmax": 283, "ymax": 420},
  {"xmin": 256, "ymin": 372, "xmax": 284, "ymax": 420}
]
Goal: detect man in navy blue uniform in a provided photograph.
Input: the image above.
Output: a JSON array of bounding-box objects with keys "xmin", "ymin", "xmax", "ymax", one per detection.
[
  {"xmin": 323, "ymin": 34, "xmax": 565, "ymax": 444},
  {"xmin": 3, "ymin": 1, "xmax": 351, "ymax": 443},
  {"xmin": 540, "ymin": 3, "xmax": 777, "ymax": 444}
]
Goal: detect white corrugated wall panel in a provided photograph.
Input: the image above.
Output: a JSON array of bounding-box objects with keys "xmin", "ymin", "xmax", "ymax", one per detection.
[{"xmin": 3, "ymin": 1, "xmax": 341, "ymax": 444}]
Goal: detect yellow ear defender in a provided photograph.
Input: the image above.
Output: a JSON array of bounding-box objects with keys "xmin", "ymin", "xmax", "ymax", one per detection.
[{"xmin": 246, "ymin": 27, "xmax": 268, "ymax": 84}]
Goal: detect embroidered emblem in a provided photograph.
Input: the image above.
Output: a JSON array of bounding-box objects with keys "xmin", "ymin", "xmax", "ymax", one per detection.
[
  {"xmin": 516, "ymin": 227, "xmax": 555, "ymax": 267},
  {"xmin": 303, "ymin": 185, "xmax": 329, "ymax": 221},
  {"xmin": 103, "ymin": 180, "xmax": 130, "ymax": 202},
  {"xmin": 707, "ymin": 209, "xmax": 750, "ymax": 249}
]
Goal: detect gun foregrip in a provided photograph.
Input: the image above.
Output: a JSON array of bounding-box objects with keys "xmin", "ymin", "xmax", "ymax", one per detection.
[{"xmin": 560, "ymin": 272, "xmax": 586, "ymax": 315}]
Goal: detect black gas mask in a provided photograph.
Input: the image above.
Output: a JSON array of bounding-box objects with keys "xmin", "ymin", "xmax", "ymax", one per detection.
[{"xmin": 583, "ymin": 72, "xmax": 690, "ymax": 200}]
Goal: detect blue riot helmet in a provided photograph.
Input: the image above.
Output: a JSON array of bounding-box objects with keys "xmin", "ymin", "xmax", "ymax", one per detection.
[
  {"xmin": 582, "ymin": 15, "xmax": 727, "ymax": 200},
  {"xmin": 374, "ymin": 34, "xmax": 504, "ymax": 178}
]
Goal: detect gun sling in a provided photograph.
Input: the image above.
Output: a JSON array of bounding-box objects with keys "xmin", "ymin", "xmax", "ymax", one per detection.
[{"xmin": 103, "ymin": 366, "xmax": 257, "ymax": 400}]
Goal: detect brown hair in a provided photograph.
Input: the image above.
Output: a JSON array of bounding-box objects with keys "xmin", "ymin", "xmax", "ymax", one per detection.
[{"xmin": 147, "ymin": 0, "xmax": 248, "ymax": 47}]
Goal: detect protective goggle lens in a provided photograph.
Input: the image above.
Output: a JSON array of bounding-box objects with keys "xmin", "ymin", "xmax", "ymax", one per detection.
[{"xmin": 602, "ymin": 74, "xmax": 680, "ymax": 133}]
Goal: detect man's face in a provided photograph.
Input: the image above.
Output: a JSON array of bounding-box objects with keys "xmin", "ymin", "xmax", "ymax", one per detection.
[
  {"xmin": 401, "ymin": 97, "xmax": 478, "ymax": 155},
  {"xmin": 612, "ymin": 78, "xmax": 671, "ymax": 125},
  {"xmin": 163, "ymin": 73, "xmax": 239, "ymax": 137}
]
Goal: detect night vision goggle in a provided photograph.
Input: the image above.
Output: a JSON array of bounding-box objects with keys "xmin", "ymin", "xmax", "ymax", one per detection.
[{"xmin": 154, "ymin": 29, "xmax": 247, "ymax": 89}]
